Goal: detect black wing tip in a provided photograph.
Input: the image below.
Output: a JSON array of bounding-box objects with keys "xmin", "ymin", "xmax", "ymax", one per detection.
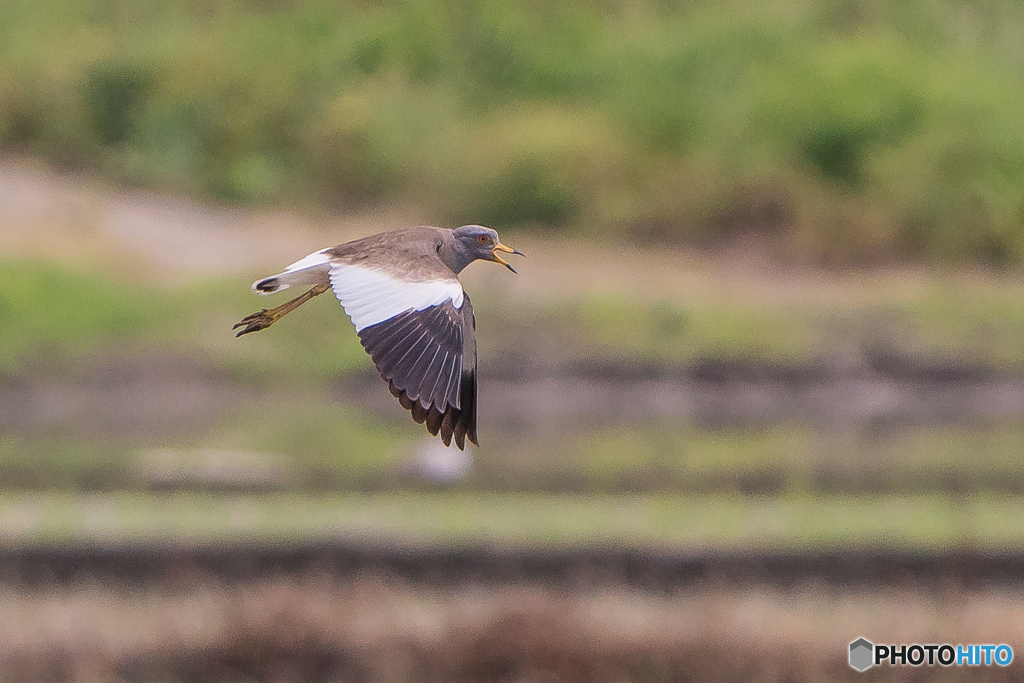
[
  {"xmin": 387, "ymin": 379, "xmax": 475, "ymax": 451},
  {"xmin": 459, "ymin": 371, "xmax": 478, "ymax": 448},
  {"xmin": 358, "ymin": 303, "xmax": 476, "ymax": 450}
]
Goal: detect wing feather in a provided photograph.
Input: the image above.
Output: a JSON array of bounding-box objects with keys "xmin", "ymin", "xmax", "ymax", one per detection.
[{"xmin": 329, "ymin": 263, "xmax": 477, "ymax": 449}]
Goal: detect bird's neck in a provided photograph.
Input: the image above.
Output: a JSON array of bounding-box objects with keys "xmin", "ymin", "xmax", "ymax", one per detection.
[{"xmin": 441, "ymin": 239, "xmax": 474, "ymax": 274}]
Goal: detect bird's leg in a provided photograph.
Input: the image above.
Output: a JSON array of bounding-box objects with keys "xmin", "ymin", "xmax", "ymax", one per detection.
[{"xmin": 233, "ymin": 282, "xmax": 331, "ymax": 337}]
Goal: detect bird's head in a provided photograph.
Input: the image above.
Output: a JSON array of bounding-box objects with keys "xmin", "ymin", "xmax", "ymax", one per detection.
[{"xmin": 452, "ymin": 225, "xmax": 524, "ymax": 273}]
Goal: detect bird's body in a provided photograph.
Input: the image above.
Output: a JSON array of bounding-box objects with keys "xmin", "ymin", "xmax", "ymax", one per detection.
[{"xmin": 234, "ymin": 225, "xmax": 521, "ymax": 450}]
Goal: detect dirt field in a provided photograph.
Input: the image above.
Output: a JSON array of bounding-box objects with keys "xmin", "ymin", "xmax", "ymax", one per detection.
[{"xmin": 2, "ymin": 560, "xmax": 1023, "ymax": 683}]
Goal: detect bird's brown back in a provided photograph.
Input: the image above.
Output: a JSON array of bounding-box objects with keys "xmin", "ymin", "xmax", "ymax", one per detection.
[{"xmin": 325, "ymin": 226, "xmax": 458, "ymax": 283}]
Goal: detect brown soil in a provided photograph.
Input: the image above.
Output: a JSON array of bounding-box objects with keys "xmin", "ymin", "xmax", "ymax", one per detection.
[{"xmin": 0, "ymin": 566, "xmax": 1020, "ymax": 683}]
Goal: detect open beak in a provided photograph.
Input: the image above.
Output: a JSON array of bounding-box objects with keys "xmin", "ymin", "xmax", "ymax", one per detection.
[{"xmin": 491, "ymin": 242, "xmax": 524, "ymax": 274}]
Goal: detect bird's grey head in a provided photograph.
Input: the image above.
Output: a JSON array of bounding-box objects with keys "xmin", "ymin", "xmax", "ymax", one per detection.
[{"xmin": 449, "ymin": 224, "xmax": 524, "ymax": 273}]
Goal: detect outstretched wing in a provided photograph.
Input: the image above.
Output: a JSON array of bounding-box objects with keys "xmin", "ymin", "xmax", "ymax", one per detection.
[{"xmin": 329, "ymin": 263, "xmax": 478, "ymax": 449}]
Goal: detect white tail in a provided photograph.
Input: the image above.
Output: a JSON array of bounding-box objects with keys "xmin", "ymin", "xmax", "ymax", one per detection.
[{"xmin": 250, "ymin": 247, "xmax": 333, "ymax": 295}]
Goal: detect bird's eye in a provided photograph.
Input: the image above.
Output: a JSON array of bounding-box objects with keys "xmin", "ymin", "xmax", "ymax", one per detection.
[{"xmin": 478, "ymin": 235, "xmax": 490, "ymax": 244}]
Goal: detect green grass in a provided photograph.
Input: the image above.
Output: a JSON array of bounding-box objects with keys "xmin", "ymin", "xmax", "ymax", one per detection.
[
  {"xmin": 0, "ymin": 259, "xmax": 159, "ymax": 372},
  {"xmin": 190, "ymin": 279, "xmax": 372, "ymax": 384},
  {"xmin": 475, "ymin": 274, "xmax": 1024, "ymax": 370},
  {"xmin": 536, "ymin": 422, "xmax": 1024, "ymax": 494},
  {"xmin": 11, "ymin": 415, "xmax": 1024, "ymax": 496},
  {"xmin": 473, "ymin": 292, "xmax": 837, "ymax": 368},
  {"xmin": 196, "ymin": 399, "xmax": 413, "ymax": 484},
  {"xmin": 0, "ymin": 259, "xmax": 369, "ymax": 381},
  {"xmin": 0, "ymin": 491, "xmax": 1020, "ymax": 552},
  {"xmin": 0, "ymin": 435, "xmax": 137, "ymax": 491},
  {"xmin": 5, "ymin": 0, "xmax": 1024, "ymax": 262},
  {"xmin": 11, "ymin": 258, "xmax": 1024, "ymax": 380}
]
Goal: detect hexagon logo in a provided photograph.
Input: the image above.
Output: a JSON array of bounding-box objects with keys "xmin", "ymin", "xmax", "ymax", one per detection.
[{"xmin": 849, "ymin": 638, "xmax": 874, "ymax": 671}]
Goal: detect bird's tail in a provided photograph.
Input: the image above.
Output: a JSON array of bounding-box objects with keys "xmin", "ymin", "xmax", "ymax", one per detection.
[
  {"xmin": 250, "ymin": 248, "xmax": 333, "ymax": 296},
  {"xmin": 253, "ymin": 277, "xmax": 283, "ymax": 294}
]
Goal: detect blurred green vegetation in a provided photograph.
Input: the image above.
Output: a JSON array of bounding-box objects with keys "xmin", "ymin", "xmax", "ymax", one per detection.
[
  {"xmin": 11, "ymin": 418, "xmax": 1024, "ymax": 496},
  {"xmin": 1, "ymin": 491, "xmax": 1021, "ymax": 551},
  {"xmin": 0, "ymin": 260, "xmax": 155, "ymax": 371},
  {"xmin": 11, "ymin": 258, "xmax": 1024, "ymax": 385},
  {"xmin": 3, "ymin": 0, "xmax": 1024, "ymax": 263}
]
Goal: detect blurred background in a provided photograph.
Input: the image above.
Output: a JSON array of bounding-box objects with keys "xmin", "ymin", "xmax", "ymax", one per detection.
[{"xmin": 3, "ymin": 0, "xmax": 1024, "ymax": 680}]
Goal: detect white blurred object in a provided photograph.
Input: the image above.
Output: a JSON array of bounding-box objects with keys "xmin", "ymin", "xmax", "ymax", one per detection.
[{"xmin": 404, "ymin": 439, "xmax": 473, "ymax": 482}]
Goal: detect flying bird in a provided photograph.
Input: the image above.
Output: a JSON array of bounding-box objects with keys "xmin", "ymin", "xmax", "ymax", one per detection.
[{"xmin": 233, "ymin": 225, "xmax": 523, "ymax": 450}]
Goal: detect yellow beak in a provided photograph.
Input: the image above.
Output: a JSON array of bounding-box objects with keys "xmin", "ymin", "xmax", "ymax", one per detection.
[{"xmin": 491, "ymin": 242, "xmax": 524, "ymax": 273}]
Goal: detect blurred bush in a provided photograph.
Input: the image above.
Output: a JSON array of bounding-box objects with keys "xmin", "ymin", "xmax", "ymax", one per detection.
[{"xmin": 3, "ymin": 0, "xmax": 1024, "ymax": 263}]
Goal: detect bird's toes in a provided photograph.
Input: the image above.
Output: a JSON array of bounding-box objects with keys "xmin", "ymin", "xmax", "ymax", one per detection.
[
  {"xmin": 232, "ymin": 310, "xmax": 275, "ymax": 336},
  {"xmin": 235, "ymin": 309, "xmax": 268, "ymax": 324}
]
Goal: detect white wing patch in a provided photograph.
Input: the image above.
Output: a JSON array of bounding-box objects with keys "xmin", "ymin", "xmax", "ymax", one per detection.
[{"xmin": 329, "ymin": 263, "xmax": 464, "ymax": 332}]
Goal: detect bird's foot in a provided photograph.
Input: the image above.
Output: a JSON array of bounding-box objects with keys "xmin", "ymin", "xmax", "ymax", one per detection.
[
  {"xmin": 233, "ymin": 283, "xmax": 331, "ymax": 337},
  {"xmin": 233, "ymin": 309, "xmax": 279, "ymax": 336}
]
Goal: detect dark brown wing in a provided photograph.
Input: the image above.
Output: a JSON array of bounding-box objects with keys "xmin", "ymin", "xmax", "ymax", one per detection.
[{"xmin": 357, "ymin": 295, "xmax": 478, "ymax": 449}]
